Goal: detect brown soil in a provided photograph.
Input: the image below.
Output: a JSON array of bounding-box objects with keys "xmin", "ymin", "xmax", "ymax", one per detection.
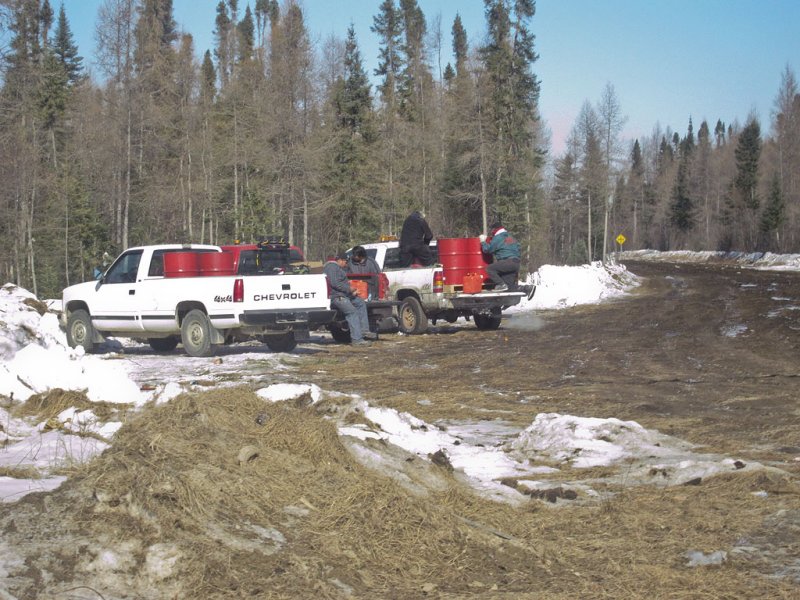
[{"xmin": 1, "ymin": 260, "xmax": 799, "ymax": 599}]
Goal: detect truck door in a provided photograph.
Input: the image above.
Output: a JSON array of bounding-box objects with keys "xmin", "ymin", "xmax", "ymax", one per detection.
[{"xmin": 90, "ymin": 249, "xmax": 145, "ymax": 332}]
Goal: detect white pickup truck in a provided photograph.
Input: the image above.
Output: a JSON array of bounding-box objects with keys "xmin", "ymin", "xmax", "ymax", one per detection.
[
  {"xmin": 358, "ymin": 239, "xmax": 529, "ymax": 333},
  {"xmin": 61, "ymin": 244, "xmax": 335, "ymax": 356}
]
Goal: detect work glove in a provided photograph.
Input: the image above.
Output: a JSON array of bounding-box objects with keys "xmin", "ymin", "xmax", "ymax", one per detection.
[{"xmin": 478, "ymin": 234, "xmax": 487, "ymax": 243}]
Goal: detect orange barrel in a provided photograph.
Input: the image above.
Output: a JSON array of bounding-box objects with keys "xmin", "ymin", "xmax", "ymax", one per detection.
[
  {"xmin": 163, "ymin": 252, "xmax": 200, "ymax": 278},
  {"xmin": 199, "ymin": 251, "xmax": 235, "ymax": 276},
  {"xmin": 350, "ymin": 279, "xmax": 369, "ymax": 299},
  {"xmin": 462, "ymin": 272, "xmax": 484, "ymax": 294},
  {"xmin": 437, "ymin": 237, "xmax": 491, "ymax": 286}
]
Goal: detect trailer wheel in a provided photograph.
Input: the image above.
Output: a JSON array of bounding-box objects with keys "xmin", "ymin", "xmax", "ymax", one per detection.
[
  {"xmin": 66, "ymin": 309, "xmax": 96, "ymax": 353},
  {"xmin": 148, "ymin": 336, "xmax": 179, "ymax": 352},
  {"xmin": 264, "ymin": 332, "xmax": 297, "ymax": 352},
  {"xmin": 474, "ymin": 309, "xmax": 502, "ymax": 330},
  {"xmin": 399, "ymin": 297, "xmax": 427, "ymax": 334},
  {"xmin": 181, "ymin": 309, "xmax": 213, "ymax": 357},
  {"xmin": 328, "ymin": 322, "xmax": 352, "ymax": 344}
]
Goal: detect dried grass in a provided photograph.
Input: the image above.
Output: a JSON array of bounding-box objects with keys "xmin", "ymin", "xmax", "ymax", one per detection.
[
  {"xmin": 14, "ymin": 388, "xmax": 127, "ymax": 422},
  {"xmin": 3, "ymin": 385, "xmax": 798, "ymax": 598}
]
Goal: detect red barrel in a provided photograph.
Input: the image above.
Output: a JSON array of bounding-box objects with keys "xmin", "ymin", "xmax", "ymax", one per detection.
[
  {"xmin": 199, "ymin": 252, "xmax": 235, "ymax": 276},
  {"xmin": 437, "ymin": 237, "xmax": 491, "ymax": 286},
  {"xmin": 163, "ymin": 252, "xmax": 200, "ymax": 278}
]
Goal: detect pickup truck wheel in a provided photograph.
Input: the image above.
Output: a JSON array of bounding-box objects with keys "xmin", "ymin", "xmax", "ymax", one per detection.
[
  {"xmin": 328, "ymin": 322, "xmax": 352, "ymax": 344},
  {"xmin": 399, "ymin": 297, "xmax": 427, "ymax": 334},
  {"xmin": 148, "ymin": 336, "xmax": 179, "ymax": 352},
  {"xmin": 181, "ymin": 309, "xmax": 213, "ymax": 357},
  {"xmin": 66, "ymin": 309, "xmax": 96, "ymax": 353},
  {"xmin": 264, "ymin": 332, "xmax": 297, "ymax": 352},
  {"xmin": 474, "ymin": 309, "xmax": 502, "ymax": 330}
]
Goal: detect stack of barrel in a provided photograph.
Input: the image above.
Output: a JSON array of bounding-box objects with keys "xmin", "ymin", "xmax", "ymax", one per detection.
[
  {"xmin": 163, "ymin": 251, "xmax": 236, "ymax": 278},
  {"xmin": 437, "ymin": 238, "xmax": 491, "ymax": 293}
]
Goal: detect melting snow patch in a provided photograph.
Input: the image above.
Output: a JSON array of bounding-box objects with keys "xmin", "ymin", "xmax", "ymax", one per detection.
[
  {"xmin": 720, "ymin": 324, "xmax": 748, "ymax": 337},
  {"xmin": 256, "ymin": 383, "xmax": 321, "ymax": 404}
]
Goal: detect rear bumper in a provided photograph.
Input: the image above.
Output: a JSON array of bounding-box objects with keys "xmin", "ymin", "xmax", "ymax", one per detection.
[
  {"xmin": 239, "ymin": 309, "xmax": 336, "ymax": 329},
  {"xmin": 446, "ymin": 291, "xmax": 523, "ymax": 311}
]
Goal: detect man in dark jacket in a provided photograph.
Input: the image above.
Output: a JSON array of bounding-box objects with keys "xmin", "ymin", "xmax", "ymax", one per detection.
[
  {"xmin": 347, "ymin": 246, "xmax": 381, "ymax": 300},
  {"xmin": 323, "ymin": 252, "xmax": 375, "ymax": 345},
  {"xmin": 398, "ymin": 210, "xmax": 434, "ymax": 267}
]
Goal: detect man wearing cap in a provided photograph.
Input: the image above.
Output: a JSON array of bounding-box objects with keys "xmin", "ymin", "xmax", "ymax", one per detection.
[
  {"xmin": 323, "ymin": 252, "xmax": 375, "ymax": 345},
  {"xmin": 347, "ymin": 246, "xmax": 382, "ymax": 300},
  {"xmin": 479, "ymin": 221, "xmax": 534, "ymax": 299}
]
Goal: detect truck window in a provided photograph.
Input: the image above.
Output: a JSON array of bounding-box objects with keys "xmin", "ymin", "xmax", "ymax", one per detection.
[
  {"xmin": 237, "ymin": 248, "xmax": 290, "ymax": 275},
  {"xmin": 384, "ymin": 248, "xmax": 401, "ymax": 269},
  {"xmin": 105, "ymin": 250, "xmax": 143, "ymax": 284}
]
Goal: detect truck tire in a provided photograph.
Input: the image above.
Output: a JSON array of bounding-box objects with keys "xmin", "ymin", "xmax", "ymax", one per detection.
[
  {"xmin": 66, "ymin": 309, "xmax": 96, "ymax": 353},
  {"xmin": 181, "ymin": 309, "xmax": 213, "ymax": 357},
  {"xmin": 148, "ymin": 336, "xmax": 179, "ymax": 352},
  {"xmin": 264, "ymin": 332, "xmax": 297, "ymax": 352},
  {"xmin": 328, "ymin": 322, "xmax": 352, "ymax": 344},
  {"xmin": 399, "ymin": 297, "xmax": 427, "ymax": 334},
  {"xmin": 474, "ymin": 309, "xmax": 502, "ymax": 330}
]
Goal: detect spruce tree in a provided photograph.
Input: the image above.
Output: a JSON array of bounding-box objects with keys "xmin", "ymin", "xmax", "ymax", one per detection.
[
  {"xmin": 372, "ymin": 0, "xmax": 403, "ymax": 110},
  {"xmin": 760, "ymin": 172, "xmax": 785, "ymax": 248},
  {"xmin": 237, "ymin": 5, "xmax": 255, "ymax": 62},
  {"xmin": 479, "ymin": 0, "xmax": 541, "ymax": 229},
  {"xmin": 323, "ymin": 26, "xmax": 379, "ymax": 245},
  {"xmin": 52, "ymin": 3, "xmax": 84, "ymax": 86},
  {"xmin": 734, "ymin": 118, "xmax": 761, "ymax": 211}
]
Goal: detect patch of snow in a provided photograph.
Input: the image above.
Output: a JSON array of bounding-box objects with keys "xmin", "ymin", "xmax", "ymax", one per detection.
[{"xmin": 256, "ymin": 383, "xmax": 321, "ymax": 404}]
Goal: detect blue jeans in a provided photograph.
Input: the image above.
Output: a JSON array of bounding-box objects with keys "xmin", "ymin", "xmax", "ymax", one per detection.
[{"xmin": 332, "ymin": 296, "xmax": 370, "ymax": 342}]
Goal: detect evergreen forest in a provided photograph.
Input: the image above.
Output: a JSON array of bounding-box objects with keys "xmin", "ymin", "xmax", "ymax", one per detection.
[{"xmin": 1, "ymin": 0, "xmax": 799, "ymax": 299}]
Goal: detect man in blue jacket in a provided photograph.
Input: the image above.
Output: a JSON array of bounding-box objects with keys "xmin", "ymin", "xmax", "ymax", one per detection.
[{"xmin": 480, "ymin": 221, "xmax": 535, "ymax": 299}]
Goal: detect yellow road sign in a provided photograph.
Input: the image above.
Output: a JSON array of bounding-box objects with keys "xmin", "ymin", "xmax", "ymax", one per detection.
[{"xmin": 616, "ymin": 234, "xmax": 626, "ymax": 246}]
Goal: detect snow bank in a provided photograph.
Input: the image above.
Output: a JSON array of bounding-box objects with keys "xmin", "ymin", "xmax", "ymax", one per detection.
[
  {"xmin": 0, "ymin": 283, "xmax": 148, "ymax": 405},
  {"xmin": 620, "ymin": 249, "xmax": 800, "ymax": 271},
  {"xmin": 512, "ymin": 261, "xmax": 640, "ymax": 312}
]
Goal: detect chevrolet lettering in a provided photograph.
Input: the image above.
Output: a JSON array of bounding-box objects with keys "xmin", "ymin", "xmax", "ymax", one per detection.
[{"xmin": 254, "ymin": 292, "xmax": 317, "ymax": 302}]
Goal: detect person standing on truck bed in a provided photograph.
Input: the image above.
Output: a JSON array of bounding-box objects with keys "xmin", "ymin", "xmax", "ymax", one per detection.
[
  {"xmin": 480, "ymin": 220, "xmax": 534, "ymax": 299},
  {"xmin": 347, "ymin": 246, "xmax": 381, "ymax": 300},
  {"xmin": 398, "ymin": 210, "xmax": 434, "ymax": 267},
  {"xmin": 323, "ymin": 252, "xmax": 375, "ymax": 345}
]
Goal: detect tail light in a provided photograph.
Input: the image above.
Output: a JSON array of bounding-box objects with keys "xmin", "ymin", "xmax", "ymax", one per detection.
[
  {"xmin": 233, "ymin": 278, "xmax": 244, "ymax": 302},
  {"xmin": 433, "ymin": 270, "xmax": 444, "ymax": 294},
  {"xmin": 378, "ymin": 273, "xmax": 389, "ymax": 300},
  {"xmin": 325, "ymin": 277, "xmax": 332, "ymax": 299}
]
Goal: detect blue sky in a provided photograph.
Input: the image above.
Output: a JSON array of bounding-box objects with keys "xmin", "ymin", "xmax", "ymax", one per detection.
[{"xmin": 60, "ymin": 0, "xmax": 799, "ymax": 156}]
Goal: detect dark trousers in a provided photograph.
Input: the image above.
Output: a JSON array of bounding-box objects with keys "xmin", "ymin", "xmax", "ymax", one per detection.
[
  {"xmin": 486, "ymin": 257, "xmax": 520, "ymax": 289},
  {"xmin": 398, "ymin": 243, "xmax": 433, "ymax": 267}
]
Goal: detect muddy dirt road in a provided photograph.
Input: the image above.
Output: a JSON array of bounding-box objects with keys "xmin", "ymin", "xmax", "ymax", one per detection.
[{"xmin": 300, "ymin": 260, "xmax": 800, "ymax": 466}]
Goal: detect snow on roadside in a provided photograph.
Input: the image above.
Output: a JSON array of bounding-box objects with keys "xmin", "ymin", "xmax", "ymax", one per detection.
[
  {"xmin": 620, "ymin": 249, "xmax": 800, "ymax": 271},
  {"xmin": 0, "ymin": 283, "xmax": 149, "ymax": 405},
  {"xmin": 511, "ymin": 261, "xmax": 641, "ymax": 312}
]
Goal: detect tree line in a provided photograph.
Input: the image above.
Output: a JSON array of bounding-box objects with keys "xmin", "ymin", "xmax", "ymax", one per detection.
[{"xmin": 0, "ymin": 0, "xmax": 797, "ymax": 299}]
